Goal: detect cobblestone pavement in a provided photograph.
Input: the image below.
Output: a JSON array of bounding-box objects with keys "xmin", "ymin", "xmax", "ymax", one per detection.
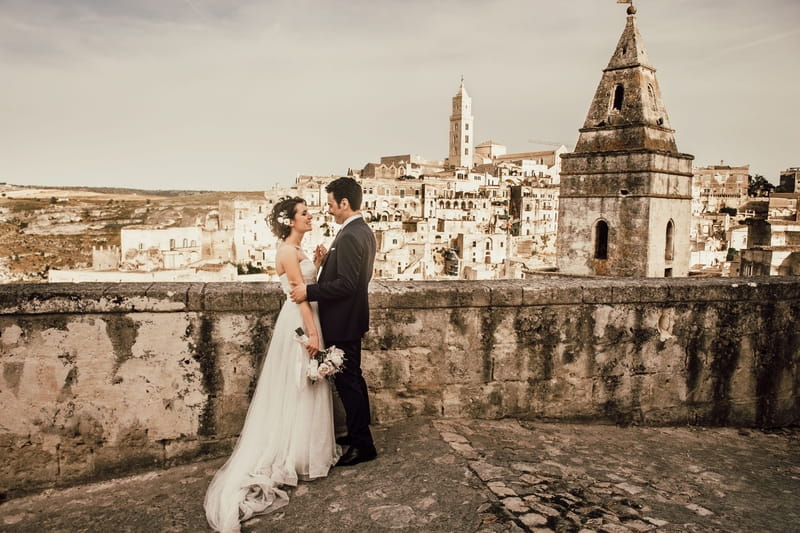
[{"xmin": 1, "ymin": 417, "xmax": 798, "ymax": 532}]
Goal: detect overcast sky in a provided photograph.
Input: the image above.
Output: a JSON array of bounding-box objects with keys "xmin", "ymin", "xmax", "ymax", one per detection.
[{"xmin": 1, "ymin": 0, "xmax": 798, "ymax": 191}]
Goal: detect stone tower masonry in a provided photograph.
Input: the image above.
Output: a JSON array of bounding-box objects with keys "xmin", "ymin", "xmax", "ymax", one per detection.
[
  {"xmin": 448, "ymin": 78, "xmax": 474, "ymax": 169},
  {"xmin": 556, "ymin": 4, "xmax": 694, "ymax": 277}
]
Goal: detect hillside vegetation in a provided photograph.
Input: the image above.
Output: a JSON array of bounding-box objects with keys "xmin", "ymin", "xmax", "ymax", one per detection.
[{"xmin": 0, "ymin": 184, "xmax": 263, "ymax": 283}]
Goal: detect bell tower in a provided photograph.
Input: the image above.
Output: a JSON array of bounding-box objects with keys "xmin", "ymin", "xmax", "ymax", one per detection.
[
  {"xmin": 556, "ymin": 4, "xmax": 694, "ymax": 277},
  {"xmin": 448, "ymin": 78, "xmax": 474, "ymax": 169}
]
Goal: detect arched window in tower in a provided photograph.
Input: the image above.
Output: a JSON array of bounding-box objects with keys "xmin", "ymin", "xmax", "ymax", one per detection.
[
  {"xmin": 665, "ymin": 220, "xmax": 675, "ymax": 261},
  {"xmin": 612, "ymin": 84, "xmax": 624, "ymax": 111},
  {"xmin": 647, "ymin": 84, "xmax": 657, "ymax": 112},
  {"xmin": 594, "ymin": 220, "xmax": 609, "ymax": 260}
]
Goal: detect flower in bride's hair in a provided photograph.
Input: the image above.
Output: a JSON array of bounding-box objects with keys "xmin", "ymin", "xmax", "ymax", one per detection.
[{"xmin": 278, "ymin": 211, "xmax": 291, "ymax": 226}]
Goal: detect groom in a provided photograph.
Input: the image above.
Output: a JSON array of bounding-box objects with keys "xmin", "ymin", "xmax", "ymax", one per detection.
[{"xmin": 290, "ymin": 177, "xmax": 378, "ymax": 466}]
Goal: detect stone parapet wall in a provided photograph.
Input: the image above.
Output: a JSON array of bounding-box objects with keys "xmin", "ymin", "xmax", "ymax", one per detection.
[{"xmin": 1, "ymin": 278, "xmax": 799, "ymax": 497}]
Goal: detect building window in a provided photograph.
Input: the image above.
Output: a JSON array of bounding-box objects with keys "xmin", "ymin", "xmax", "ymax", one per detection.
[
  {"xmin": 464, "ymin": 148, "xmax": 469, "ymax": 155},
  {"xmin": 169, "ymin": 239, "xmax": 176, "ymax": 250},
  {"xmin": 465, "ymin": 135, "xmax": 469, "ymax": 143},
  {"xmin": 594, "ymin": 220, "xmax": 609, "ymax": 259},
  {"xmin": 465, "ymin": 123, "xmax": 469, "ymax": 131},
  {"xmin": 665, "ymin": 220, "xmax": 675, "ymax": 261},
  {"xmin": 612, "ymin": 84, "xmax": 624, "ymax": 111}
]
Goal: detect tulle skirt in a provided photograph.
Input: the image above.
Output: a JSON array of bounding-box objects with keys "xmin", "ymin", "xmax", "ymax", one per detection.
[{"xmin": 204, "ymin": 300, "xmax": 341, "ymax": 533}]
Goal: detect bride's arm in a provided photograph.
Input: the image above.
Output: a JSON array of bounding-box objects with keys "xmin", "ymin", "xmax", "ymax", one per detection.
[{"xmin": 277, "ymin": 246, "xmax": 319, "ymax": 357}]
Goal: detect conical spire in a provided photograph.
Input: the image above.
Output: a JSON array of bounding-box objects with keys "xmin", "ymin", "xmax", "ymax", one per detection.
[
  {"xmin": 574, "ymin": 7, "xmax": 678, "ymax": 153},
  {"xmin": 606, "ymin": 6, "xmax": 653, "ymax": 71},
  {"xmin": 455, "ymin": 75, "xmax": 469, "ymax": 98}
]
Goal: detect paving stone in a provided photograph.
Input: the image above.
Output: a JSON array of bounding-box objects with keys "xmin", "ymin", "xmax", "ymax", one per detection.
[
  {"xmin": 598, "ymin": 524, "xmax": 632, "ymax": 533},
  {"xmin": 488, "ymin": 482, "xmax": 517, "ymax": 497},
  {"xmin": 622, "ymin": 519, "xmax": 655, "ymax": 531},
  {"xmin": 519, "ymin": 512, "xmax": 548, "ymax": 527},
  {"xmin": 614, "ymin": 482, "xmax": 643, "ymax": 495},
  {"xmin": 642, "ymin": 516, "xmax": 668, "ymax": 527},
  {"xmin": 501, "ymin": 496, "xmax": 530, "ymax": 514},
  {"xmin": 526, "ymin": 501, "xmax": 562, "ymax": 517},
  {"xmin": 470, "ymin": 460, "xmax": 514, "ymax": 481},
  {"xmin": 685, "ymin": 503, "xmax": 714, "ymax": 516}
]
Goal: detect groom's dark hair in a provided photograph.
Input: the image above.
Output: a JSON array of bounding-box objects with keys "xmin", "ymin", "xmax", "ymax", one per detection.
[{"xmin": 326, "ymin": 177, "xmax": 362, "ymax": 211}]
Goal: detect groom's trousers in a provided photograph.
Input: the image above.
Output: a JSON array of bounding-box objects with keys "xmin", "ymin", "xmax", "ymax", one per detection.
[{"xmin": 331, "ymin": 339, "xmax": 374, "ymax": 450}]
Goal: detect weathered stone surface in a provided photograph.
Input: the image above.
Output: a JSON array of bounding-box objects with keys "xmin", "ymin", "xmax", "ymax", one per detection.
[{"xmin": 0, "ymin": 278, "xmax": 798, "ymax": 495}]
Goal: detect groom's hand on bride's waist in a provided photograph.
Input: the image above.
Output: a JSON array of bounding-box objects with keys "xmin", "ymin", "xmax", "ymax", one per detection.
[{"xmin": 289, "ymin": 282, "xmax": 307, "ymax": 303}]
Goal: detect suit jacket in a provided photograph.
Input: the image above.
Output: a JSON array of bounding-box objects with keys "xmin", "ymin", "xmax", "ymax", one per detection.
[{"xmin": 307, "ymin": 216, "xmax": 376, "ymax": 342}]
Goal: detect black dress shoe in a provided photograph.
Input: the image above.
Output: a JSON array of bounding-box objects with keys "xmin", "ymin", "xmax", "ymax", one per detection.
[
  {"xmin": 336, "ymin": 435, "xmax": 351, "ymax": 446},
  {"xmin": 335, "ymin": 445, "xmax": 377, "ymax": 467}
]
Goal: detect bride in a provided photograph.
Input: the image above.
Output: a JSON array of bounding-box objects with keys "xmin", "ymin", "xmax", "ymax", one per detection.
[{"xmin": 204, "ymin": 197, "xmax": 341, "ymax": 532}]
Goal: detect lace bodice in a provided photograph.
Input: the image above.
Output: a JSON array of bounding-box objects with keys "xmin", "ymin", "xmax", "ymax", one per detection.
[{"xmin": 279, "ymin": 259, "xmax": 317, "ymax": 293}]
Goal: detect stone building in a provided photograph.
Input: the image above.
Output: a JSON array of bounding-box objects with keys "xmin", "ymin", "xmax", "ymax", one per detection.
[
  {"xmin": 692, "ymin": 164, "xmax": 750, "ymax": 215},
  {"xmin": 778, "ymin": 167, "xmax": 800, "ymax": 193},
  {"xmin": 739, "ymin": 193, "xmax": 800, "ymax": 276},
  {"xmin": 121, "ymin": 226, "xmax": 203, "ymax": 270},
  {"xmin": 557, "ymin": 4, "xmax": 694, "ymax": 277},
  {"xmin": 447, "ymin": 79, "xmax": 474, "ymax": 169}
]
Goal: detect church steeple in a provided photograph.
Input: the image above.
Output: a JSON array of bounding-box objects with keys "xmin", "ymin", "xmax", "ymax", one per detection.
[
  {"xmin": 574, "ymin": 4, "xmax": 677, "ymax": 154},
  {"xmin": 557, "ymin": 4, "xmax": 694, "ymax": 278},
  {"xmin": 448, "ymin": 77, "xmax": 474, "ymax": 169}
]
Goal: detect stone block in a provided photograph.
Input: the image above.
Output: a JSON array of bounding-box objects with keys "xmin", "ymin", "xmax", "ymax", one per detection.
[
  {"xmin": 487, "ymin": 280, "xmax": 524, "ymax": 307},
  {"xmin": 363, "ymin": 348, "xmax": 412, "ymax": 389},
  {"xmin": 610, "ymin": 279, "xmax": 671, "ymax": 304},
  {"xmin": 442, "ymin": 382, "xmax": 505, "ymax": 418},
  {"xmin": 186, "ymin": 283, "xmax": 206, "ymax": 310},
  {"xmin": 209, "ymin": 394, "xmax": 250, "ymax": 439},
  {"xmin": 101, "ymin": 282, "xmax": 155, "ymax": 313},
  {"xmin": 522, "ymin": 281, "xmax": 583, "ymax": 306},
  {"xmin": 371, "ymin": 389, "xmax": 440, "ymax": 424},
  {"xmin": 668, "ymin": 279, "xmax": 734, "ymax": 303},
  {"xmin": 241, "ymin": 283, "xmax": 283, "ymax": 313},
  {"xmin": 372, "ymin": 280, "xmax": 491, "ymax": 309},
  {"xmin": 164, "ymin": 439, "xmax": 206, "ymax": 463},
  {"xmin": 57, "ymin": 441, "xmax": 96, "ymax": 483},
  {"xmin": 142, "ymin": 283, "xmax": 192, "ymax": 310},
  {"xmin": 0, "ymin": 441, "xmax": 58, "ymax": 495},
  {"xmin": 93, "ymin": 444, "xmax": 164, "ymax": 478},
  {"xmin": 6, "ymin": 283, "xmax": 106, "ymax": 315},
  {"xmin": 203, "ymin": 283, "xmax": 243, "ymax": 311}
]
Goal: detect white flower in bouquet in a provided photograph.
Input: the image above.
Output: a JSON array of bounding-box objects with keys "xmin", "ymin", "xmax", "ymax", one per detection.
[
  {"xmin": 307, "ymin": 358, "xmax": 321, "ymax": 381},
  {"xmin": 293, "ymin": 327, "xmax": 345, "ymax": 383},
  {"xmin": 326, "ymin": 347, "xmax": 344, "ymax": 367}
]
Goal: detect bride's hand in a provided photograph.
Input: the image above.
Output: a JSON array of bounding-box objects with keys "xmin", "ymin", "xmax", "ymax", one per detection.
[{"xmin": 306, "ymin": 332, "xmax": 320, "ymax": 357}]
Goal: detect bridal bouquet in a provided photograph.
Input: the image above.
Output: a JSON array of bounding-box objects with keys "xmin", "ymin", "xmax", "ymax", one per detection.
[{"xmin": 294, "ymin": 327, "xmax": 345, "ymax": 383}]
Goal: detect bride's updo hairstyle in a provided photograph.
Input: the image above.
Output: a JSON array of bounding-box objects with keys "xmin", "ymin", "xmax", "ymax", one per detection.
[{"xmin": 268, "ymin": 196, "xmax": 305, "ymax": 240}]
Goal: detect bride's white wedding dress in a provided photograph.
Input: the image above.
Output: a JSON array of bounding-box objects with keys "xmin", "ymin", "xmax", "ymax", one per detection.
[{"xmin": 204, "ymin": 259, "xmax": 341, "ymax": 533}]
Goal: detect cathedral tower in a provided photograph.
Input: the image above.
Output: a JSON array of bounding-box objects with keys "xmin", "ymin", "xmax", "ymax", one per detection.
[
  {"xmin": 448, "ymin": 78, "xmax": 474, "ymax": 169},
  {"xmin": 556, "ymin": 4, "xmax": 694, "ymax": 277}
]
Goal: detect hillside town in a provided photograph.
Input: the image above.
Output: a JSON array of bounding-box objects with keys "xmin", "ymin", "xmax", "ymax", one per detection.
[{"xmin": 1, "ymin": 7, "xmax": 798, "ymax": 284}]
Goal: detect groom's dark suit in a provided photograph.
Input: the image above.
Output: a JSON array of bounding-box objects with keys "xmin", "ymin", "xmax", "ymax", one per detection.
[{"xmin": 306, "ymin": 216, "xmax": 376, "ymax": 451}]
